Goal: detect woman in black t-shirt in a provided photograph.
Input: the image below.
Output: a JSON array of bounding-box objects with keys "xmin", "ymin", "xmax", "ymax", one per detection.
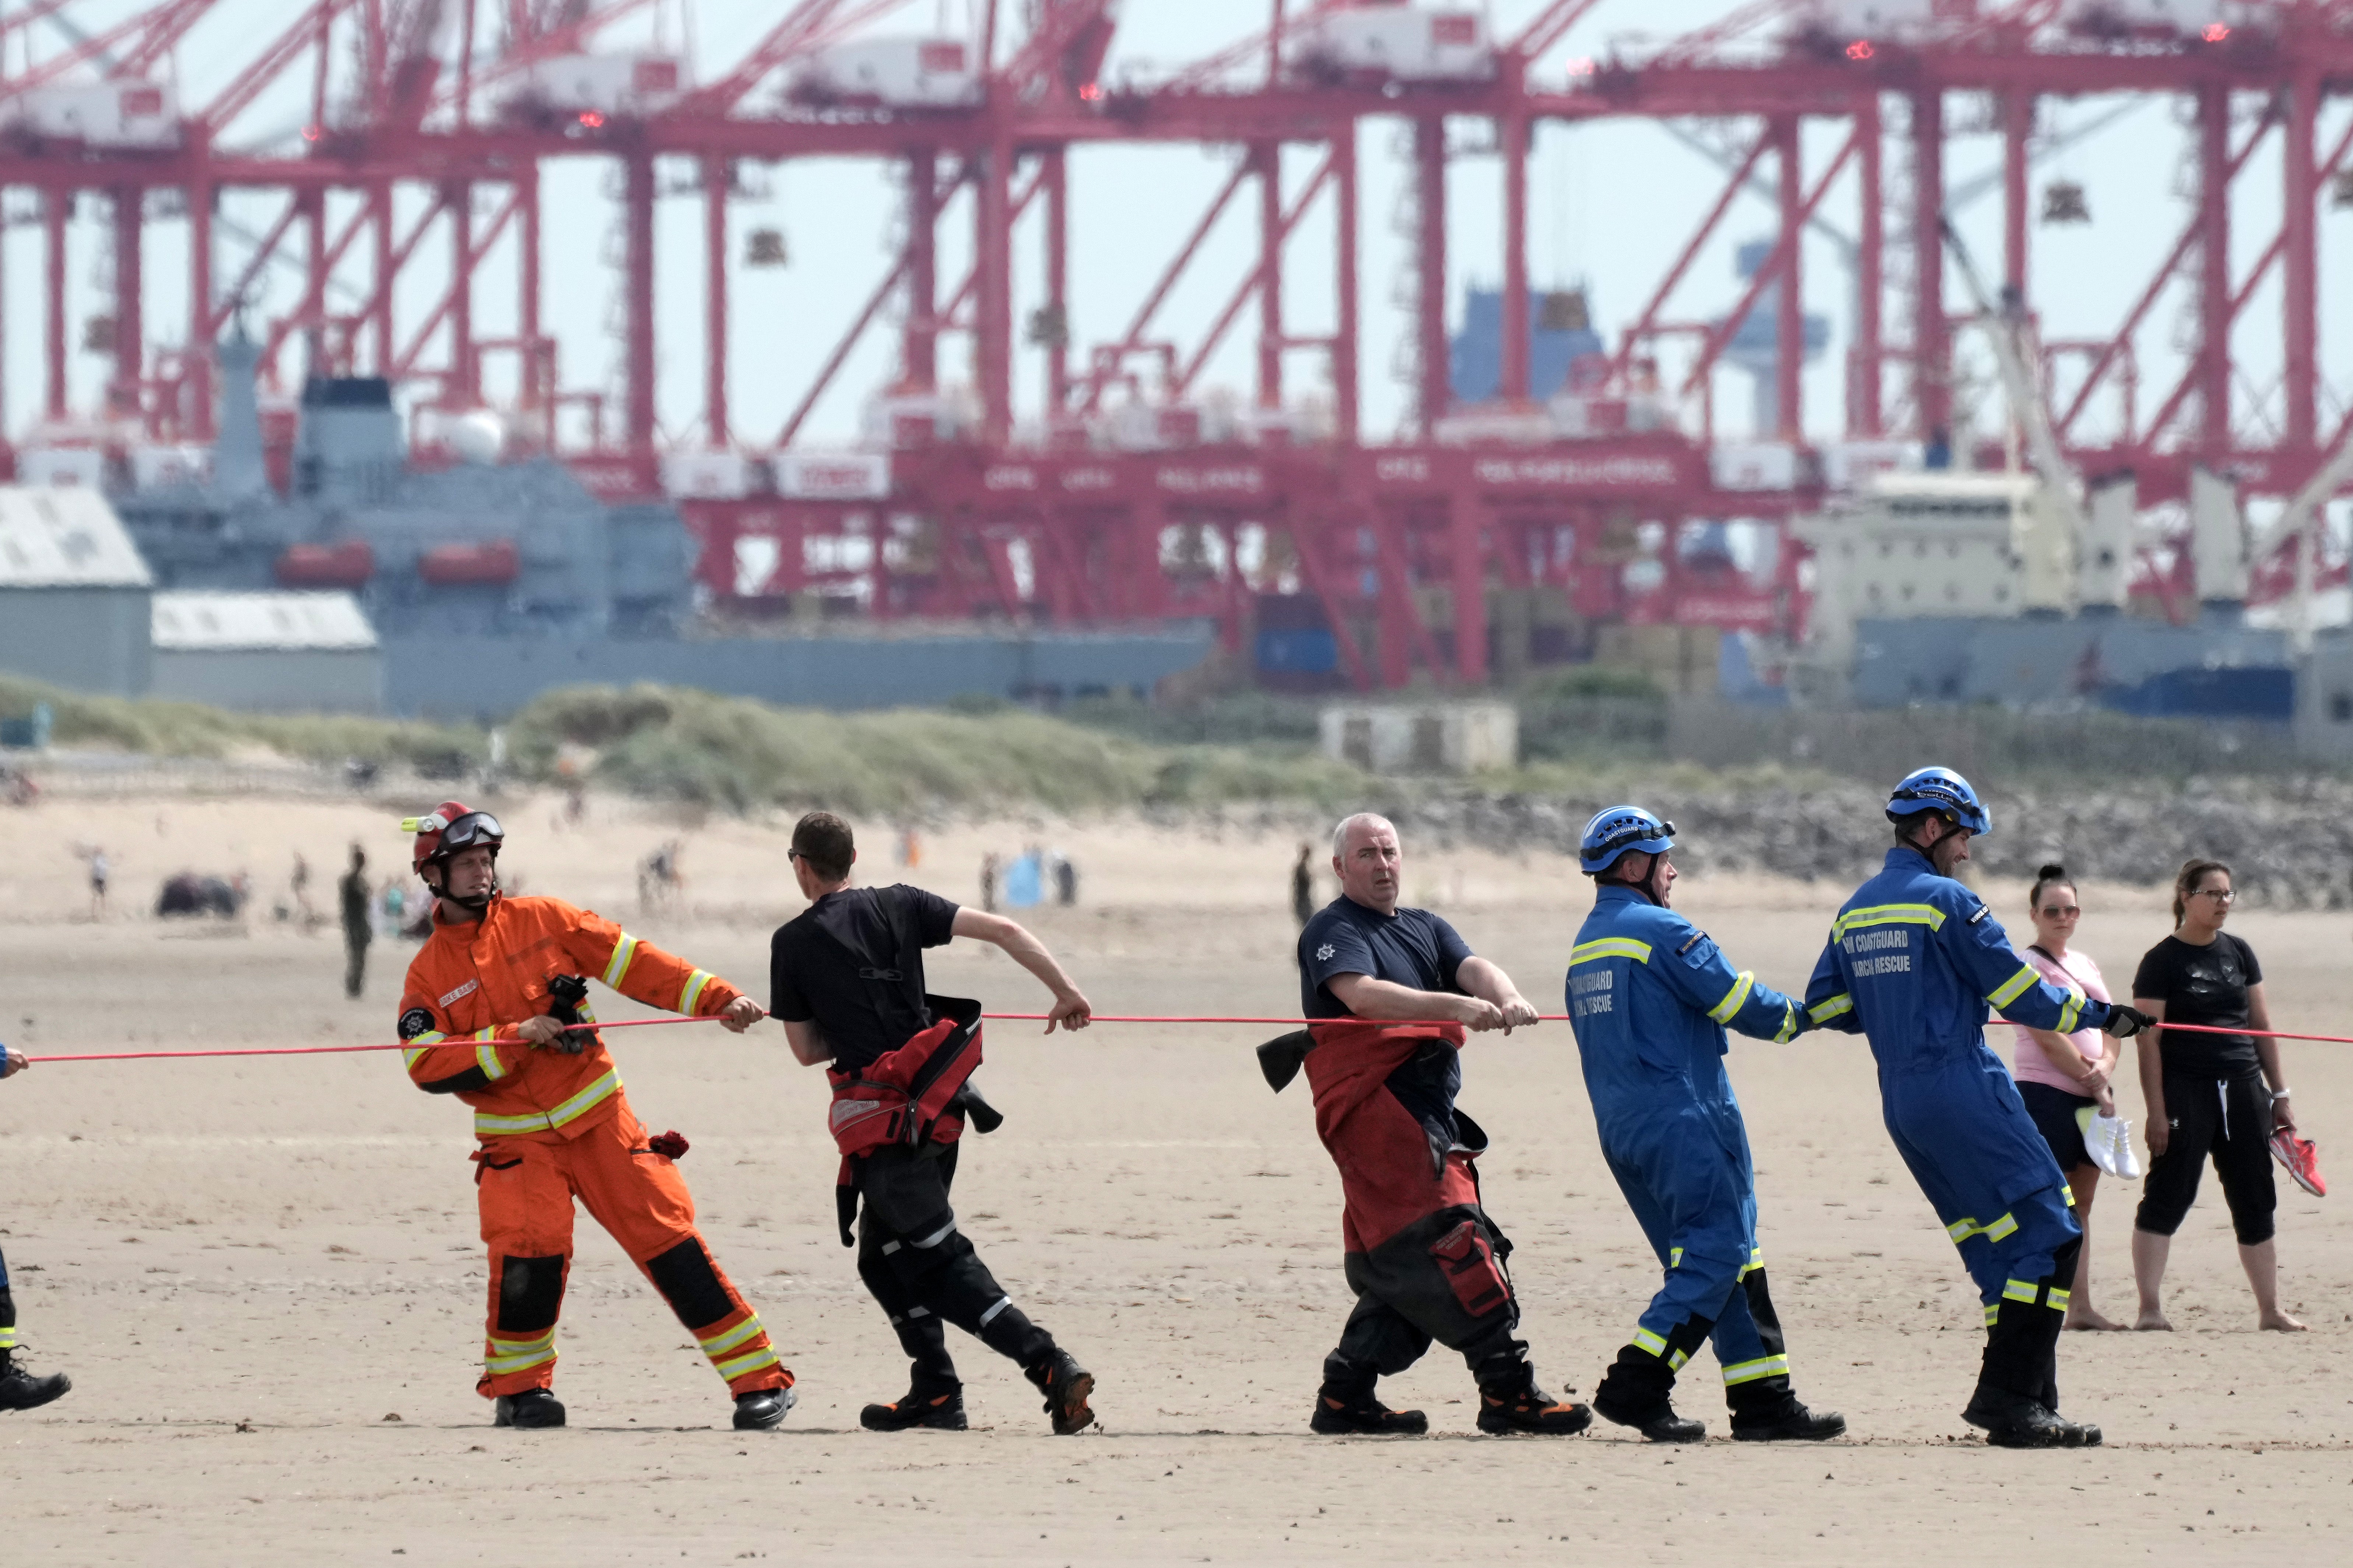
[{"xmin": 2127, "ymin": 858, "xmax": 2305, "ymax": 1333}]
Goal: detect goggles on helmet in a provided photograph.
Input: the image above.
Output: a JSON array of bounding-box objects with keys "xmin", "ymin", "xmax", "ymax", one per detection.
[{"xmin": 435, "ymin": 811, "xmax": 504, "ymax": 856}]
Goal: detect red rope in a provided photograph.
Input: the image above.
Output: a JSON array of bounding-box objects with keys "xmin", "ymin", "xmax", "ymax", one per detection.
[{"xmin": 20, "ymin": 1011, "xmax": 2349, "ymax": 1066}]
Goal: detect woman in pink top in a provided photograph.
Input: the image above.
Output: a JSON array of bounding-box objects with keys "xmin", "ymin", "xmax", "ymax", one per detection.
[{"xmin": 2007, "ymin": 863, "xmax": 2125, "ymax": 1331}]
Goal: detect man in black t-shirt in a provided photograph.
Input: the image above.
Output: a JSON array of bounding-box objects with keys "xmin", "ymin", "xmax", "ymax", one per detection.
[
  {"xmin": 769, "ymin": 812, "xmax": 1100, "ymax": 1434},
  {"xmin": 1284, "ymin": 813, "xmax": 1591, "ymax": 1438}
]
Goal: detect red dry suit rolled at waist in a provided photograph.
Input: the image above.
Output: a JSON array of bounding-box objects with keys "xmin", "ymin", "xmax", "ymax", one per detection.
[
  {"xmin": 825, "ymin": 995, "xmax": 985, "ymax": 1162},
  {"xmin": 1304, "ymin": 1019, "xmax": 1481, "ymax": 1256}
]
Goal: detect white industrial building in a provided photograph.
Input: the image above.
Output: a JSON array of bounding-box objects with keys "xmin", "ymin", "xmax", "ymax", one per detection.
[
  {"xmin": 149, "ymin": 590, "xmax": 383, "ymax": 713},
  {"xmin": 0, "ymin": 485, "xmax": 153, "ymax": 696},
  {"xmin": 1320, "ymin": 700, "xmax": 1518, "ymax": 775}
]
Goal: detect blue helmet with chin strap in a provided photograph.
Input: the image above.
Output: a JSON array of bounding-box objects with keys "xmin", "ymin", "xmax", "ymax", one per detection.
[
  {"xmin": 1886, "ymin": 766, "xmax": 1991, "ymax": 836},
  {"xmin": 1579, "ymin": 805, "xmax": 1676, "ymax": 875}
]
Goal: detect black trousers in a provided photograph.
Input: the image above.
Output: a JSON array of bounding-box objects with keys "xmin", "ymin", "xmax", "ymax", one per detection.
[
  {"xmin": 2136, "ymin": 1070, "xmax": 2277, "ymax": 1245},
  {"xmin": 852, "ymin": 1143, "xmax": 1053, "ymax": 1391},
  {"xmin": 343, "ymin": 935, "xmax": 369, "ymax": 999},
  {"xmin": 0, "ymin": 1241, "xmax": 15, "ymax": 1361},
  {"xmin": 1325, "ymin": 1204, "xmax": 1530, "ymax": 1393}
]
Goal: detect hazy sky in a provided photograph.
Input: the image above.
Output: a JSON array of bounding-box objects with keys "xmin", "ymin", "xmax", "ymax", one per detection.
[{"xmin": 3, "ymin": 0, "xmax": 2346, "ymax": 456}]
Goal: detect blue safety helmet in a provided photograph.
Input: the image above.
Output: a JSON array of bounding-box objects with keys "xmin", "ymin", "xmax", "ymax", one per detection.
[
  {"xmin": 1579, "ymin": 805, "xmax": 1676, "ymax": 875},
  {"xmin": 1885, "ymin": 766, "xmax": 1992, "ymax": 836}
]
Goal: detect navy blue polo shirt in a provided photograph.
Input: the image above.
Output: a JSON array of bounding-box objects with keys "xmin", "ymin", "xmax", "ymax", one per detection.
[{"xmin": 1298, "ymin": 895, "xmax": 1476, "ymax": 1137}]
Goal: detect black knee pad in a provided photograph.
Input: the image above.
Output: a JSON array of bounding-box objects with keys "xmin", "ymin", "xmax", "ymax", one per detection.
[
  {"xmin": 645, "ymin": 1237, "xmax": 736, "ymax": 1331},
  {"xmin": 495, "ymin": 1254, "xmax": 567, "ymax": 1334}
]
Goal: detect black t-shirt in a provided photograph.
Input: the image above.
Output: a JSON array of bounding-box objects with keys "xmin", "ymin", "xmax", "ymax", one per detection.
[
  {"xmin": 1298, "ymin": 896, "xmax": 1476, "ymax": 1136},
  {"xmin": 770, "ymin": 885, "xmax": 961, "ymax": 1073},
  {"xmin": 2130, "ymin": 933, "xmax": 2264, "ymax": 1079}
]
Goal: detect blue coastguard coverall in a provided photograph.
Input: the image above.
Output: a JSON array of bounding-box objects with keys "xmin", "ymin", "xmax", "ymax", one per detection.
[
  {"xmin": 1568, "ymin": 885, "xmax": 1808, "ymax": 1415},
  {"xmin": 1803, "ymin": 847, "xmax": 2116, "ymax": 1403}
]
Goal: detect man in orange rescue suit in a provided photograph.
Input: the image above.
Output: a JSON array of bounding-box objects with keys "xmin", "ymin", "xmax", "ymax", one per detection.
[{"xmin": 396, "ymin": 801, "xmax": 794, "ymax": 1432}]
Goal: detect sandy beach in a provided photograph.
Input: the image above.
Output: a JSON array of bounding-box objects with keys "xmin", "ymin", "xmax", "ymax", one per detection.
[{"xmin": 0, "ymin": 792, "xmax": 2344, "ymax": 1563}]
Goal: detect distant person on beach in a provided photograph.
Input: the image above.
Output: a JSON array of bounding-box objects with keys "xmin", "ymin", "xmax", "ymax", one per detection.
[
  {"xmin": 1053, "ymin": 852, "xmax": 1077, "ymax": 907},
  {"xmin": 87, "ymin": 849, "xmax": 108, "ymax": 920},
  {"xmin": 2128, "ymin": 858, "xmax": 2305, "ymax": 1333},
  {"xmin": 2005, "ymin": 864, "xmax": 2125, "ymax": 1332},
  {"xmin": 291, "ymin": 852, "xmax": 315, "ymax": 923},
  {"xmin": 1292, "ymin": 842, "xmax": 1315, "ymax": 925},
  {"xmin": 979, "ymin": 852, "xmax": 1000, "ymax": 914},
  {"xmin": 339, "ymin": 845, "xmax": 373, "ymax": 999}
]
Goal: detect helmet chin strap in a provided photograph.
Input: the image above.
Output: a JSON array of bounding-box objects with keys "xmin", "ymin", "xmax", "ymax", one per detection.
[
  {"xmin": 1610, "ymin": 856, "xmax": 1668, "ymax": 907},
  {"xmin": 430, "ymin": 859, "xmax": 498, "ymax": 913}
]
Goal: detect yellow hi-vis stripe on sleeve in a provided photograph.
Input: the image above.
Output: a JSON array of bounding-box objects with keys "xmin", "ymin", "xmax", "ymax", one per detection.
[
  {"xmin": 698, "ymin": 1316, "xmax": 767, "ymax": 1357},
  {"xmin": 714, "ymin": 1346, "xmax": 781, "ymax": 1382},
  {"xmin": 601, "ymin": 934, "xmax": 640, "ymax": 989},
  {"xmin": 1987, "ymin": 963, "xmax": 2041, "ymax": 1009},
  {"xmin": 678, "ymin": 969, "xmax": 714, "ymax": 1015},
  {"xmin": 1707, "ymin": 971, "xmax": 1755, "ymax": 1024},
  {"xmin": 2056, "ymin": 994, "xmax": 2084, "ymax": 1034},
  {"xmin": 1808, "ymin": 994, "xmax": 1854, "ymax": 1024},
  {"xmin": 472, "ymin": 1069, "xmax": 622, "ymax": 1137},
  {"xmin": 1721, "ymin": 1354, "xmax": 1790, "ymax": 1386},
  {"xmin": 1571, "ymin": 938, "xmax": 1652, "ymax": 966},
  {"xmin": 477, "ymin": 1043, "xmax": 507, "ymax": 1081},
  {"xmin": 1831, "ymin": 903, "xmax": 1946, "ymax": 938},
  {"xmin": 402, "ymin": 1030, "xmax": 448, "ymax": 1070},
  {"xmin": 1772, "ymin": 1001, "xmax": 1800, "ymax": 1044}
]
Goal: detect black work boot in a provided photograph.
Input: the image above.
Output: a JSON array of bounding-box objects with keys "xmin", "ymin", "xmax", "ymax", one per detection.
[
  {"xmin": 733, "ymin": 1384, "xmax": 796, "ymax": 1431},
  {"xmin": 1026, "ymin": 1348, "xmax": 1096, "ymax": 1435},
  {"xmin": 1727, "ymin": 1377, "xmax": 1846, "ymax": 1442},
  {"xmin": 492, "ymin": 1388, "xmax": 566, "ymax": 1429},
  {"xmin": 1961, "ymin": 1384, "xmax": 2087, "ymax": 1448},
  {"xmin": 862, "ymin": 1385, "xmax": 969, "ymax": 1431},
  {"xmin": 0, "ymin": 1361, "xmax": 69, "ymax": 1413},
  {"xmin": 1476, "ymin": 1363, "xmax": 1594, "ymax": 1437},
  {"xmin": 1309, "ymin": 1376, "xmax": 1428, "ymax": 1436},
  {"xmin": 1594, "ymin": 1346, "xmax": 1704, "ymax": 1443},
  {"xmin": 1729, "ymin": 1395, "xmax": 1846, "ymax": 1442}
]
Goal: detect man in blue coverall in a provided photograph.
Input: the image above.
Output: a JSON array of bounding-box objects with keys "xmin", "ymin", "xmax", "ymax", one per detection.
[
  {"xmin": 0, "ymin": 1043, "xmax": 71, "ymax": 1413},
  {"xmin": 1567, "ymin": 807, "xmax": 1845, "ymax": 1444},
  {"xmin": 1803, "ymin": 767, "xmax": 2150, "ymax": 1448}
]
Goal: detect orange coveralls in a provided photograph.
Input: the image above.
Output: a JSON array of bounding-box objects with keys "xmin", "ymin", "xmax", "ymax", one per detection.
[{"xmin": 398, "ymin": 893, "xmax": 791, "ymax": 1402}]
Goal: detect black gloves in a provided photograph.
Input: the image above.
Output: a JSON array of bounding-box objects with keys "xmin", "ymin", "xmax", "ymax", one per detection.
[{"xmin": 2101, "ymin": 1003, "xmax": 2156, "ymax": 1039}]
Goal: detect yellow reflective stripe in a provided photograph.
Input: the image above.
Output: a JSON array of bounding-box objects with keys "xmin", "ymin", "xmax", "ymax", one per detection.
[
  {"xmin": 1772, "ymin": 1002, "xmax": 1800, "ymax": 1044},
  {"xmin": 602, "ymin": 934, "xmax": 640, "ymax": 989},
  {"xmin": 2002, "ymin": 1279, "xmax": 2039, "ymax": 1304},
  {"xmin": 1668, "ymin": 1247, "xmax": 1684, "ymax": 1269},
  {"xmin": 1739, "ymin": 1247, "xmax": 1765, "ymax": 1279},
  {"xmin": 1631, "ymin": 1328, "xmax": 1668, "ymax": 1358},
  {"xmin": 402, "ymin": 1029, "xmax": 448, "ymax": 1071},
  {"xmin": 1983, "ymin": 1212, "xmax": 2019, "ymax": 1241},
  {"xmin": 1983, "ymin": 1303, "xmax": 2000, "ymax": 1328},
  {"xmin": 0, "ymin": 1327, "xmax": 16, "ymax": 1349},
  {"xmin": 477, "ymin": 1043, "xmax": 507, "ymax": 1081},
  {"xmin": 714, "ymin": 1346, "xmax": 781, "ymax": 1382},
  {"xmin": 1721, "ymin": 1354, "xmax": 1790, "ymax": 1386},
  {"xmin": 471, "ymin": 1069, "xmax": 622, "ymax": 1136},
  {"xmin": 402, "ymin": 1048, "xmax": 427, "ymax": 1069},
  {"xmin": 2047, "ymin": 1288, "xmax": 2072, "ymax": 1313},
  {"xmin": 678, "ymin": 968, "xmax": 714, "ymax": 1015},
  {"xmin": 484, "ymin": 1329, "xmax": 558, "ymax": 1374},
  {"xmin": 2056, "ymin": 994, "xmax": 2083, "ymax": 1034},
  {"xmin": 1831, "ymin": 903, "xmax": 1946, "ymax": 938},
  {"xmin": 1666, "ymin": 1348, "xmax": 1691, "ymax": 1371},
  {"xmin": 474, "ymin": 1027, "xmax": 498, "ymax": 1043},
  {"xmin": 1571, "ymin": 938, "xmax": 1652, "ymax": 966},
  {"xmin": 2063, "ymin": 1185, "xmax": 2077, "ymax": 1209},
  {"xmin": 1945, "ymin": 1217, "xmax": 1975, "ymax": 1243},
  {"xmin": 698, "ymin": 1316, "xmax": 767, "ymax": 1357},
  {"xmin": 1946, "ymin": 1212, "xmax": 2018, "ymax": 1245},
  {"xmin": 1707, "ymin": 971, "xmax": 1755, "ymax": 1025},
  {"xmin": 1808, "ymin": 994, "xmax": 1854, "ymax": 1024},
  {"xmin": 1987, "ymin": 964, "xmax": 2041, "ymax": 1009}
]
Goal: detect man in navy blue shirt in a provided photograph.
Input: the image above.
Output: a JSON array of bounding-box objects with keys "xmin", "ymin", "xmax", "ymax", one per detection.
[
  {"xmin": 1286, "ymin": 813, "xmax": 1590, "ymax": 1438},
  {"xmin": 0, "ymin": 1044, "xmax": 70, "ymax": 1413}
]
